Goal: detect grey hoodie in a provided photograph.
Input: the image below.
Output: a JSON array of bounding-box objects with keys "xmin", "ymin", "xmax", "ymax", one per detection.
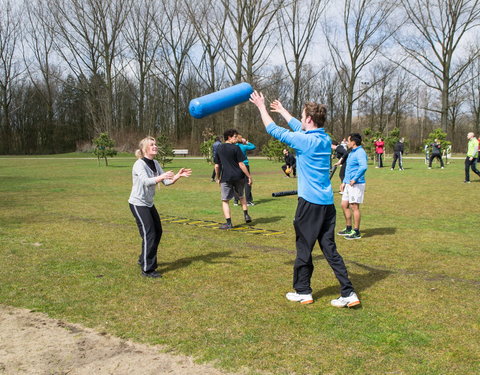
[{"xmin": 128, "ymin": 159, "xmax": 173, "ymax": 207}]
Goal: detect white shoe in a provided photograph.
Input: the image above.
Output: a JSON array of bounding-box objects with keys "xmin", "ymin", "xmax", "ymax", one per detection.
[
  {"xmin": 286, "ymin": 292, "xmax": 313, "ymax": 305},
  {"xmin": 331, "ymin": 292, "xmax": 360, "ymax": 308}
]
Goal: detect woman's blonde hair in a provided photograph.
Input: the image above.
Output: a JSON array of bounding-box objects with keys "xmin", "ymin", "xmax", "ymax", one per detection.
[{"xmin": 135, "ymin": 136, "xmax": 156, "ymax": 159}]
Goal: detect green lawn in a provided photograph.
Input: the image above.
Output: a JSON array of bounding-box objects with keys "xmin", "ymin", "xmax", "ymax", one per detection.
[{"xmin": 0, "ymin": 155, "xmax": 478, "ymax": 375}]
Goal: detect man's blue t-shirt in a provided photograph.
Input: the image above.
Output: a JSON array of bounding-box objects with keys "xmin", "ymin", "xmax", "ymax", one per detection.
[{"xmin": 343, "ymin": 146, "xmax": 368, "ymax": 184}]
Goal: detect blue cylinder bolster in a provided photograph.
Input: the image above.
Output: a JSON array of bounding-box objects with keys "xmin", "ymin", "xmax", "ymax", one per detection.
[{"xmin": 189, "ymin": 83, "xmax": 254, "ymax": 119}]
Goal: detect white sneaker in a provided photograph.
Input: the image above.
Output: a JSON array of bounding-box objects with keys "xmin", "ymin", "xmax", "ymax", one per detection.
[
  {"xmin": 331, "ymin": 292, "xmax": 360, "ymax": 308},
  {"xmin": 286, "ymin": 292, "xmax": 313, "ymax": 305}
]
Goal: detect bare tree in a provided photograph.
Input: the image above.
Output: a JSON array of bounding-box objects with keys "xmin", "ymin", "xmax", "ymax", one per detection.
[
  {"xmin": 220, "ymin": 0, "xmax": 285, "ymax": 128},
  {"xmin": 324, "ymin": 0, "xmax": 397, "ymax": 135},
  {"xmin": 23, "ymin": 0, "xmax": 62, "ymax": 152},
  {"xmin": 123, "ymin": 0, "xmax": 160, "ymax": 133},
  {"xmin": 448, "ymin": 84, "xmax": 468, "ymax": 146},
  {"xmin": 154, "ymin": 0, "xmax": 197, "ymax": 141},
  {"xmin": 278, "ymin": 0, "xmax": 328, "ymax": 117},
  {"xmin": 398, "ymin": 0, "xmax": 480, "ymax": 133},
  {"xmin": 0, "ymin": 0, "xmax": 23, "ymax": 154},
  {"xmin": 465, "ymin": 49, "xmax": 480, "ymax": 135},
  {"xmin": 185, "ymin": 0, "xmax": 227, "ymax": 137},
  {"xmin": 185, "ymin": 0, "xmax": 227, "ymax": 93},
  {"xmin": 50, "ymin": 0, "xmax": 133, "ymax": 133},
  {"xmin": 361, "ymin": 61, "xmax": 412, "ymax": 134}
]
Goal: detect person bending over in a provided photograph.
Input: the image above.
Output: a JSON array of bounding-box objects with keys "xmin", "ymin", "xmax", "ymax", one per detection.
[
  {"xmin": 428, "ymin": 139, "xmax": 444, "ymax": 169},
  {"xmin": 282, "ymin": 148, "xmax": 296, "ymax": 177}
]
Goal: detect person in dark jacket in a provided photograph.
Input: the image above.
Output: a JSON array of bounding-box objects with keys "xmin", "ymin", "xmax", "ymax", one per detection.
[
  {"xmin": 391, "ymin": 138, "xmax": 404, "ymax": 171},
  {"xmin": 211, "ymin": 137, "xmax": 222, "ymax": 181},
  {"xmin": 428, "ymin": 139, "xmax": 445, "ymax": 169},
  {"xmin": 282, "ymin": 148, "xmax": 296, "ymax": 177},
  {"xmin": 331, "ymin": 141, "xmax": 348, "ymax": 192}
]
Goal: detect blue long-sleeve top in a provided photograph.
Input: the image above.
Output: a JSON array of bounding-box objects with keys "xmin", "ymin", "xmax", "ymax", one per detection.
[
  {"xmin": 237, "ymin": 142, "xmax": 256, "ymax": 166},
  {"xmin": 343, "ymin": 146, "xmax": 368, "ymax": 184},
  {"xmin": 266, "ymin": 118, "xmax": 333, "ymax": 205}
]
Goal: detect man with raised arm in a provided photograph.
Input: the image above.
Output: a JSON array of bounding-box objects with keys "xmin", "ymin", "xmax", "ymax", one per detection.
[{"xmin": 249, "ymin": 91, "xmax": 360, "ymax": 308}]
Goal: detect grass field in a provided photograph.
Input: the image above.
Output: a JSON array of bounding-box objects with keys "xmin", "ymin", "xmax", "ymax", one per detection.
[{"xmin": 0, "ymin": 154, "xmax": 479, "ymax": 375}]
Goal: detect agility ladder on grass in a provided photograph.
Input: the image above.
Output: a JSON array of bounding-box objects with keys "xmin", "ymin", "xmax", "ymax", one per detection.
[{"xmin": 160, "ymin": 215, "xmax": 284, "ymax": 236}]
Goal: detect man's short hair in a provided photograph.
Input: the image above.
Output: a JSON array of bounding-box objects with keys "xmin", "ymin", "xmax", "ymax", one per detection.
[
  {"xmin": 332, "ymin": 140, "xmax": 339, "ymax": 146},
  {"xmin": 223, "ymin": 129, "xmax": 238, "ymax": 141},
  {"xmin": 349, "ymin": 133, "xmax": 362, "ymax": 146},
  {"xmin": 304, "ymin": 102, "xmax": 327, "ymax": 127}
]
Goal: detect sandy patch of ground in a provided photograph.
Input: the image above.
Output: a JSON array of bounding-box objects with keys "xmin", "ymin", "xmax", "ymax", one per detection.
[{"xmin": 0, "ymin": 304, "xmax": 236, "ymax": 375}]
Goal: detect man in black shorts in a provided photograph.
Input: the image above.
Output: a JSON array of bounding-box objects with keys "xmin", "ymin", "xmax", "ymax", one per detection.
[{"xmin": 214, "ymin": 129, "xmax": 253, "ymax": 229}]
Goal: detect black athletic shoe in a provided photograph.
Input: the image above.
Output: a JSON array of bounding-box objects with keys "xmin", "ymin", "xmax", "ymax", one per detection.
[
  {"xmin": 244, "ymin": 214, "xmax": 252, "ymax": 223},
  {"xmin": 142, "ymin": 270, "xmax": 161, "ymax": 278},
  {"xmin": 219, "ymin": 222, "xmax": 233, "ymax": 229}
]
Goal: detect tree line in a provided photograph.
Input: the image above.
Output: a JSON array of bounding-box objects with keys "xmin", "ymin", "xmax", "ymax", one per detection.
[{"xmin": 1, "ymin": 0, "xmax": 479, "ymax": 155}]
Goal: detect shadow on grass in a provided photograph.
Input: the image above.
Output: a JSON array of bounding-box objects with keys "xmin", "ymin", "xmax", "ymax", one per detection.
[
  {"xmin": 252, "ymin": 198, "xmax": 277, "ymax": 205},
  {"xmin": 249, "ymin": 216, "xmax": 285, "ymax": 225},
  {"xmin": 157, "ymin": 251, "xmax": 245, "ymax": 275},
  {"xmin": 313, "ymin": 261, "xmax": 393, "ymax": 299},
  {"xmin": 361, "ymin": 227, "xmax": 396, "ymax": 237}
]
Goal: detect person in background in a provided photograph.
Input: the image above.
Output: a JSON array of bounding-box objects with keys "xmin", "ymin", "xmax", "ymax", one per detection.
[
  {"xmin": 129, "ymin": 136, "xmax": 192, "ymax": 278},
  {"xmin": 373, "ymin": 138, "xmax": 385, "ymax": 168},
  {"xmin": 331, "ymin": 141, "xmax": 347, "ymax": 192},
  {"xmin": 464, "ymin": 132, "xmax": 480, "ymax": 183},
  {"xmin": 234, "ymin": 134, "xmax": 256, "ymax": 206},
  {"xmin": 428, "ymin": 139, "xmax": 445, "ymax": 169},
  {"xmin": 391, "ymin": 138, "xmax": 404, "ymax": 171},
  {"xmin": 338, "ymin": 133, "xmax": 368, "ymax": 240},
  {"xmin": 282, "ymin": 148, "xmax": 296, "ymax": 177},
  {"xmin": 214, "ymin": 129, "xmax": 253, "ymax": 229},
  {"xmin": 211, "ymin": 137, "xmax": 222, "ymax": 182}
]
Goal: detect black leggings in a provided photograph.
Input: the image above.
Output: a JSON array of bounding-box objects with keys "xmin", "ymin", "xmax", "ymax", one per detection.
[
  {"xmin": 429, "ymin": 154, "xmax": 444, "ymax": 167},
  {"xmin": 129, "ymin": 204, "xmax": 162, "ymax": 273}
]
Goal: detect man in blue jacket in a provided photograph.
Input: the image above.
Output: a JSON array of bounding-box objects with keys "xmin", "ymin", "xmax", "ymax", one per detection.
[
  {"xmin": 249, "ymin": 91, "xmax": 360, "ymax": 309},
  {"xmin": 337, "ymin": 133, "xmax": 368, "ymax": 240}
]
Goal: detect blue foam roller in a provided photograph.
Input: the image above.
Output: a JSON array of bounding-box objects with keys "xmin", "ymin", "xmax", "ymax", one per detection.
[{"xmin": 189, "ymin": 82, "xmax": 254, "ymax": 119}]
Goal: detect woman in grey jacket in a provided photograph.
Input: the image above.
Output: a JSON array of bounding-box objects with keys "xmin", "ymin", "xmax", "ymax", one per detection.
[{"xmin": 128, "ymin": 136, "xmax": 191, "ymax": 278}]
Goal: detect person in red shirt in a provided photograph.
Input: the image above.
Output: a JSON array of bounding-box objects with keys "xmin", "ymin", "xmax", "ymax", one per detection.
[{"xmin": 373, "ymin": 138, "xmax": 385, "ymax": 168}]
